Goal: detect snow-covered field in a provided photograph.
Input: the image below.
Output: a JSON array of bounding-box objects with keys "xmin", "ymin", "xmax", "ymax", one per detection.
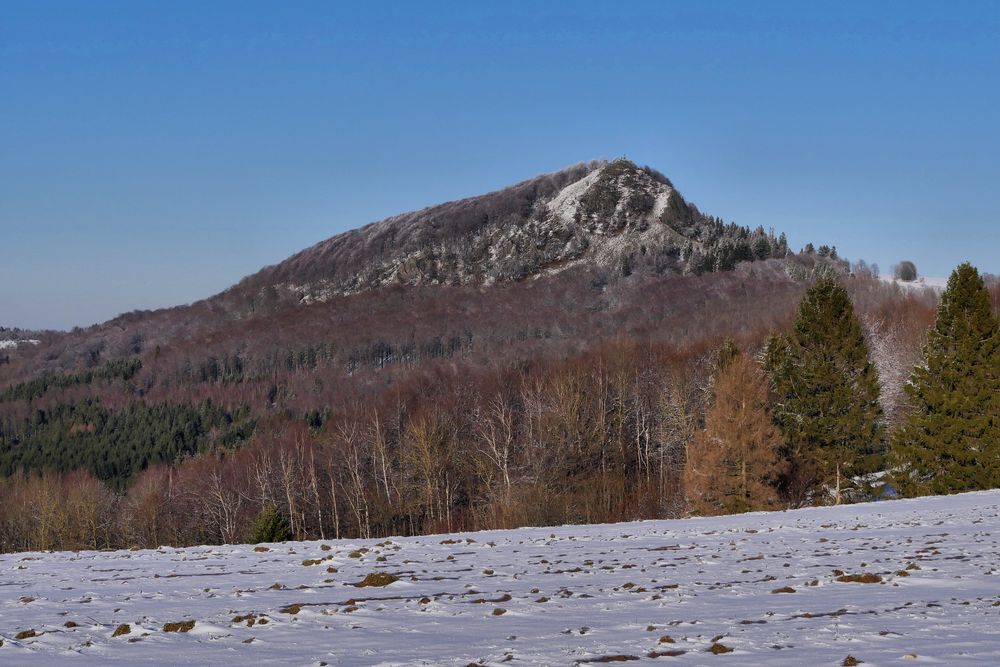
[{"xmin": 3, "ymin": 492, "xmax": 1000, "ymax": 666}]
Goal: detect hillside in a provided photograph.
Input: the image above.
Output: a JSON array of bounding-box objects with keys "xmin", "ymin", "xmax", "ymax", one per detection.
[
  {"xmin": 0, "ymin": 158, "xmax": 942, "ymax": 552},
  {"xmin": 2, "ymin": 490, "xmax": 998, "ymax": 664},
  {"xmin": 1, "ymin": 159, "xmax": 796, "ymax": 383}
]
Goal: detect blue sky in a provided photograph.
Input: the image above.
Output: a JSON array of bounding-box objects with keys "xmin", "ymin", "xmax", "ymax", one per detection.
[{"xmin": 2, "ymin": 1, "xmax": 999, "ymax": 330}]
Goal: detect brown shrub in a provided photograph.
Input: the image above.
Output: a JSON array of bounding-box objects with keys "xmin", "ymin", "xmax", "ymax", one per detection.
[
  {"xmin": 353, "ymin": 572, "xmax": 399, "ymax": 587},
  {"xmin": 836, "ymin": 573, "xmax": 882, "ymax": 584},
  {"xmin": 162, "ymin": 620, "xmax": 195, "ymax": 632}
]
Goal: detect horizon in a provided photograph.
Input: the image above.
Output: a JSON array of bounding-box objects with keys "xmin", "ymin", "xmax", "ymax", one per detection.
[{"xmin": 3, "ymin": 1, "xmax": 999, "ymax": 329}]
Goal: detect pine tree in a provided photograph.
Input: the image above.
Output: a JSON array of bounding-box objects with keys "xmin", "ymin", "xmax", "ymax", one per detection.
[
  {"xmin": 247, "ymin": 504, "xmax": 292, "ymax": 544},
  {"xmin": 766, "ymin": 277, "xmax": 885, "ymax": 504},
  {"xmin": 893, "ymin": 263, "xmax": 1000, "ymax": 495},
  {"xmin": 685, "ymin": 344, "xmax": 785, "ymax": 515}
]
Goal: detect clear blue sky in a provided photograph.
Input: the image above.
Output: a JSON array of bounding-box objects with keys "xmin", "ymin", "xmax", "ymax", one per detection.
[{"xmin": 2, "ymin": 1, "xmax": 999, "ymax": 330}]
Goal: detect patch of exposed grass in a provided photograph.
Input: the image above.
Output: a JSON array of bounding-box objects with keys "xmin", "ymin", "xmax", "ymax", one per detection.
[
  {"xmin": 836, "ymin": 573, "xmax": 882, "ymax": 584},
  {"xmin": 582, "ymin": 655, "xmax": 639, "ymax": 663},
  {"xmin": 353, "ymin": 572, "xmax": 399, "ymax": 587},
  {"xmin": 162, "ymin": 620, "xmax": 195, "ymax": 633}
]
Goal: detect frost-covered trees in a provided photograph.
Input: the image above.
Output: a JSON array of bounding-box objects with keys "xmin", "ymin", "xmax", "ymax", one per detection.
[
  {"xmin": 893, "ymin": 263, "xmax": 1000, "ymax": 495},
  {"xmin": 685, "ymin": 344, "xmax": 784, "ymax": 515},
  {"xmin": 766, "ymin": 277, "xmax": 885, "ymax": 505}
]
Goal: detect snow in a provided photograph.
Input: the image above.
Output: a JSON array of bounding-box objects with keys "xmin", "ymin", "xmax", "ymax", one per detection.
[
  {"xmin": 546, "ymin": 168, "xmax": 602, "ymax": 225},
  {"xmin": 0, "ymin": 340, "xmax": 40, "ymax": 350},
  {"xmin": 3, "ymin": 491, "xmax": 1000, "ymax": 665},
  {"xmin": 879, "ymin": 274, "xmax": 948, "ymax": 292}
]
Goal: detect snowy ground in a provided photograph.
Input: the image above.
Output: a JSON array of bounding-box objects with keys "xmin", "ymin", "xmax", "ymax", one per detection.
[
  {"xmin": 3, "ymin": 492, "xmax": 1000, "ymax": 666},
  {"xmin": 0, "ymin": 339, "xmax": 40, "ymax": 350},
  {"xmin": 879, "ymin": 274, "xmax": 947, "ymax": 292}
]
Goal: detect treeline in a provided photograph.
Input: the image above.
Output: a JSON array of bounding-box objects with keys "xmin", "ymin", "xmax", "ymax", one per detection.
[
  {"xmin": 0, "ymin": 358, "xmax": 141, "ymax": 402},
  {"xmin": 171, "ymin": 332, "xmax": 477, "ymax": 387},
  {"xmin": 0, "ymin": 337, "xmax": 703, "ymax": 551},
  {"xmin": 687, "ymin": 263, "xmax": 1000, "ymax": 514},
  {"xmin": 0, "ymin": 399, "xmax": 254, "ymax": 491},
  {"xmin": 1, "ymin": 262, "xmax": 992, "ymax": 553}
]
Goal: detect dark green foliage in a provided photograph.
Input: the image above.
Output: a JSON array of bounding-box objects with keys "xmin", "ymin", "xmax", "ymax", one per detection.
[
  {"xmin": 0, "ymin": 399, "xmax": 254, "ymax": 490},
  {"xmin": 248, "ymin": 505, "xmax": 292, "ymax": 544},
  {"xmin": 579, "ymin": 161, "xmax": 628, "ymax": 218},
  {"xmin": 894, "ymin": 260, "xmax": 918, "ymax": 282},
  {"xmin": 671, "ymin": 212, "xmax": 787, "ymax": 275},
  {"xmin": 893, "ymin": 263, "xmax": 1000, "ymax": 495},
  {"xmin": 766, "ymin": 277, "xmax": 885, "ymax": 503},
  {"xmin": 625, "ymin": 190, "xmax": 655, "ymax": 215},
  {"xmin": 0, "ymin": 359, "xmax": 141, "ymax": 402},
  {"xmin": 578, "ymin": 159, "xmax": 669, "ymax": 221},
  {"xmin": 752, "ymin": 234, "xmax": 772, "ymax": 260}
]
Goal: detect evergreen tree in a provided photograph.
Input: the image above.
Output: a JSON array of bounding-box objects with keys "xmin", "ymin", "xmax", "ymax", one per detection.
[
  {"xmin": 685, "ymin": 343, "xmax": 785, "ymax": 516},
  {"xmin": 766, "ymin": 277, "xmax": 885, "ymax": 504},
  {"xmin": 893, "ymin": 263, "xmax": 1000, "ymax": 495},
  {"xmin": 247, "ymin": 505, "xmax": 292, "ymax": 544}
]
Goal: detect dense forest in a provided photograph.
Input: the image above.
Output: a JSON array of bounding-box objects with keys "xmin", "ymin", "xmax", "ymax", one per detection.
[
  {"xmin": 1, "ymin": 160, "xmax": 996, "ymax": 554},
  {"xmin": 3, "ymin": 259, "xmax": 988, "ymax": 553}
]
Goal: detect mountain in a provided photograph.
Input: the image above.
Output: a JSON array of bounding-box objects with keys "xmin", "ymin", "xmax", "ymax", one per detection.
[
  {"xmin": 3, "ymin": 159, "xmax": 801, "ymax": 383},
  {"xmin": 222, "ymin": 158, "xmax": 788, "ymax": 311},
  {"xmin": 0, "ymin": 157, "xmax": 883, "ymax": 548}
]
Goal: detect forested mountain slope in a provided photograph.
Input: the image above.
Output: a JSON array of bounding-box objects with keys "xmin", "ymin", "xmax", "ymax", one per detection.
[
  {"xmin": 1, "ymin": 159, "xmax": 801, "ymax": 389},
  {"xmin": 0, "ymin": 158, "xmax": 951, "ymax": 551}
]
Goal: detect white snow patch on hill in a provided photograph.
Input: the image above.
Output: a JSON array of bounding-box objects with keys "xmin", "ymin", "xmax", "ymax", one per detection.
[
  {"xmin": 879, "ymin": 274, "xmax": 948, "ymax": 292},
  {"xmin": 2, "ymin": 491, "xmax": 1000, "ymax": 665},
  {"xmin": 0, "ymin": 340, "xmax": 40, "ymax": 350}
]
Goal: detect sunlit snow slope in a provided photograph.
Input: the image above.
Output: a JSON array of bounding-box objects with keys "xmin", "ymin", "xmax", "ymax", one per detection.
[{"xmin": 3, "ymin": 491, "xmax": 1000, "ymax": 665}]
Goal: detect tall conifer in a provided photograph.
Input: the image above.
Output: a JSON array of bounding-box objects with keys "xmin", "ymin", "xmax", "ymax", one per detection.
[
  {"xmin": 767, "ymin": 277, "xmax": 884, "ymax": 504},
  {"xmin": 685, "ymin": 343, "xmax": 784, "ymax": 515},
  {"xmin": 893, "ymin": 263, "xmax": 1000, "ymax": 495}
]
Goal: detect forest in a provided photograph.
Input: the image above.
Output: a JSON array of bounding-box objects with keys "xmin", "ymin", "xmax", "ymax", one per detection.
[{"xmin": 1, "ymin": 247, "xmax": 996, "ymax": 553}]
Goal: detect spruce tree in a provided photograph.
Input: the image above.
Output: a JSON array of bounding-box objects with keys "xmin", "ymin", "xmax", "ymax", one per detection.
[
  {"xmin": 893, "ymin": 263, "xmax": 1000, "ymax": 495},
  {"xmin": 766, "ymin": 277, "xmax": 885, "ymax": 504},
  {"xmin": 247, "ymin": 504, "xmax": 292, "ymax": 544}
]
